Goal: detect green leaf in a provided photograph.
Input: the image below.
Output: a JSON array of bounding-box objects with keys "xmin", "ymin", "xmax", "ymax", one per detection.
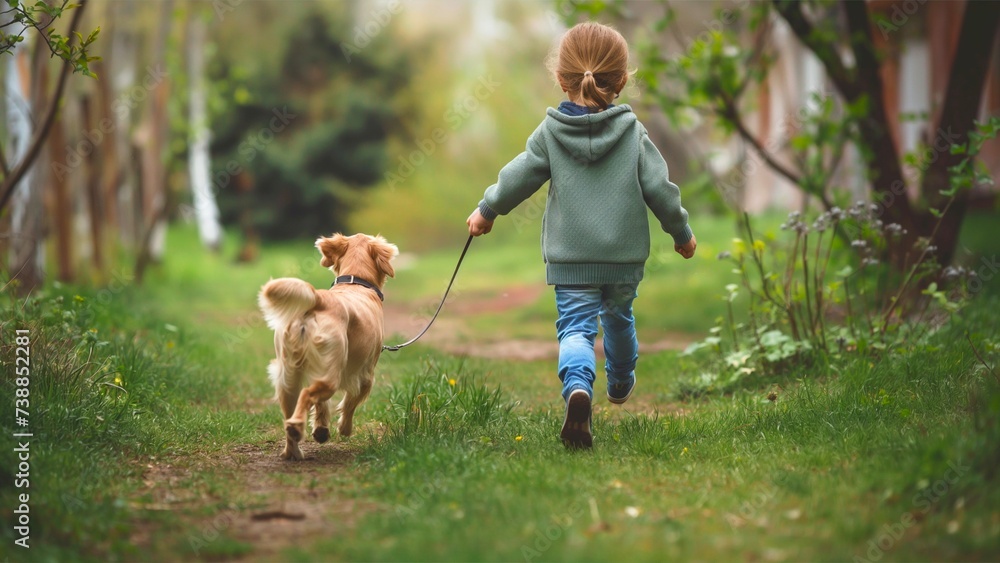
[{"xmin": 790, "ymin": 134, "xmax": 811, "ymax": 151}]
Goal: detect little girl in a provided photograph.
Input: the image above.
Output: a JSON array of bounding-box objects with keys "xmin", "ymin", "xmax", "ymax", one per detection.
[{"xmin": 466, "ymin": 22, "xmax": 696, "ymax": 448}]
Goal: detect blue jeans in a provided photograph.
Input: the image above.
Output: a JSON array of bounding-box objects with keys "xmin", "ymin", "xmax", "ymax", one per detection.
[{"xmin": 555, "ymin": 283, "xmax": 639, "ymax": 401}]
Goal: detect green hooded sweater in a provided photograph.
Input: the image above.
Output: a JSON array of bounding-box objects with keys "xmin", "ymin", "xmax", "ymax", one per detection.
[{"xmin": 477, "ymin": 104, "xmax": 693, "ymax": 285}]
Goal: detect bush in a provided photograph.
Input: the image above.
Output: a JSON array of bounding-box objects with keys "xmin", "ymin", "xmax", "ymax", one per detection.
[{"xmin": 679, "ymin": 205, "xmax": 975, "ymax": 395}]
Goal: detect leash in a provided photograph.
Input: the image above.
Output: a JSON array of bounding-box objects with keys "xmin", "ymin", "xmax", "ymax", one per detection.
[{"xmin": 382, "ymin": 234, "xmax": 474, "ymax": 352}]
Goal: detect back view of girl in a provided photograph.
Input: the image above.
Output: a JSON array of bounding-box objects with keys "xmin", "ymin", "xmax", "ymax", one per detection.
[{"xmin": 466, "ymin": 22, "xmax": 697, "ymax": 448}]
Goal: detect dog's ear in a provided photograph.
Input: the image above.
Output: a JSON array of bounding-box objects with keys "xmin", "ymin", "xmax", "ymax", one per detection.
[
  {"xmin": 369, "ymin": 236, "xmax": 398, "ymax": 279},
  {"xmin": 316, "ymin": 234, "xmax": 349, "ymax": 269}
]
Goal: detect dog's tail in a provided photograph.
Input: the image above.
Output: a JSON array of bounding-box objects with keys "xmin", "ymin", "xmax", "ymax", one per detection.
[{"xmin": 258, "ymin": 278, "xmax": 319, "ymax": 330}]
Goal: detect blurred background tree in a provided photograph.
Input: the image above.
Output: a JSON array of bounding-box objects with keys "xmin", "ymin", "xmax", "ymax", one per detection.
[
  {"xmin": 206, "ymin": 3, "xmax": 413, "ymax": 247},
  {"xmin": 3, "ymin": 0, "xmax": 998, "ymax": 295},
  {"xmin": 0, "ymin": 0, "xmax": 99, "ymax": 293}
]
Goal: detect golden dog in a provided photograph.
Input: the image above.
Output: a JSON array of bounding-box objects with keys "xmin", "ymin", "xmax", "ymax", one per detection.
[{"xmin": 258, "ymin": 233, "xmax": 397, "ymax": 460}]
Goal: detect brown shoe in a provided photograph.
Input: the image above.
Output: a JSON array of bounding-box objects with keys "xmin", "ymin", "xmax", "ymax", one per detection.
[{"xmin": 560, "ymin": 389, "xmax": 593, "ymax": 449}]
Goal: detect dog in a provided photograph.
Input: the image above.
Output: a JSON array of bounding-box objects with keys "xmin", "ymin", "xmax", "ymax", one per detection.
[{"xmin": 258, "ymin": 233, "xmax": 397, "ymax": 460}]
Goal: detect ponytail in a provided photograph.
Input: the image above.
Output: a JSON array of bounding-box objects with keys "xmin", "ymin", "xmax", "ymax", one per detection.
[{"xmin": 579, "ymin": 70, "xmax": 615, "ymax": 110}]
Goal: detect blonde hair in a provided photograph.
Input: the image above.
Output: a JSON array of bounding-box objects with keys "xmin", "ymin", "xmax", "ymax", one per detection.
[{"xmin": 549, "ymin": 22, "xmax": 631, "ymax": 111}]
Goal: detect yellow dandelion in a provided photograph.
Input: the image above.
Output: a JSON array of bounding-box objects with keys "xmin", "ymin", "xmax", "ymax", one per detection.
[
  {"xmin": 515, "ymin": 435, "xmax": 523, "ymax": 442},
  {"xmin": 681, "ymin": 447, "xmax": 689, "ymax": 455},
  {"xmin": 752, "ymin": 239, "xmax": 766, "ymax": 253},
  {"xmin": 166, "ymin": 341, "xmax": 175, "ymax": 349},
  {"xmin": 448, "ymin": 378, "xmax": 456, "ymax": 387},
  {"xmin": 114, "ymin": 376, "xmax": 123, "ymax": 385}
]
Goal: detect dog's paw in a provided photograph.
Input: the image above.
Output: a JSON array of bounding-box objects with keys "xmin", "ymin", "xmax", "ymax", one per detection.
[
  {"xmin": 337, "ymin": 421, "xmax": 353, "ymax": 437},
  {"xmin": 285, "ymin": 420, "xmax": 304, "ymax": 441},
  {"xmin": 312, "ymin": 426, "xmax": 330, "ymax": 443},
  {"xmin": 280, "ymin": 444, "xmax": 304, "ymax": 461}
]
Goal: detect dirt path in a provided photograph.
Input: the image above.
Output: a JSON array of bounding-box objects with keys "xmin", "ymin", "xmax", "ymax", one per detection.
[
  {"xmin": 133, "ymin": 425, "xmax": 381, "ymax": 561},
  {"xmin": 383, "ymin": 284, "xmax": 696, "ymax": 361}
]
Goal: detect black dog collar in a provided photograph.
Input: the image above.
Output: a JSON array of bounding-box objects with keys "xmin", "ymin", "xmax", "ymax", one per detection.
[{"xmin": 332, "ymin": 275, "xmax": 384, "ymax": 302}]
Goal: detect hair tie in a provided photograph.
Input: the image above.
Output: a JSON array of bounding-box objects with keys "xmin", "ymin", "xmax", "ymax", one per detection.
[{"xmin": 584, "ymin": 70, "xmax": 593, "ymax": 77}]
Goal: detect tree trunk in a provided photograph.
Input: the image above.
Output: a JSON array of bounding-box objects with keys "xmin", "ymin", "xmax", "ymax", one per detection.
[
  {"xmin": 6, "ymin": 23, "xmax": 45, "ymax": 294},
  {"xmin": 138, "ymin": 0, "xmax": 173, "ymax": 264},
  {"xmin": 81, "ymin": 93, "xmax": 106, "ymax": 274},
  {"xmin": 48, "ymin": 113, "xmax": 73, "ymax": 282},
  {"xmin": 94, "ymin": 59, "xmax": 120, "ymax": 258},
  {"xmin": 776, "ymin": 0, "xmax": 914, "ymax": 253},
  {"xmin": 840, "ymin": 0, "xmax": 916, "ymax": 259},
  {"xmin": 187, "ymin": 15, "xmax": 222, "ymax": 250},
  {"xmin": 918, "ymin": 0, "xmax": 1000, "ymax": 267},
  {"xmin": 106, "ymin": 1, "xmax": 139, "ymax": 246}
]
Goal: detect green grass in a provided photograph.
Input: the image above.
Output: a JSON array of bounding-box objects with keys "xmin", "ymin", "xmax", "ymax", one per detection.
[
  {"xmin": 1, "ymin": 218, "xmax": 999, "ymax": 562},
  {"xmin": 331, "ymin": 312, "xmax": 1000, "ymax": 562},
  {"xmin": 0, "ymin": 283, "xmax": 273, "ymax": 562}
]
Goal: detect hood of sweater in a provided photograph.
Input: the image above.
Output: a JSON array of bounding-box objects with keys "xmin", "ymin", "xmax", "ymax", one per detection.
[{"xmin": 544, "ymin": 104, "xmax": 636, "ymax": 163}]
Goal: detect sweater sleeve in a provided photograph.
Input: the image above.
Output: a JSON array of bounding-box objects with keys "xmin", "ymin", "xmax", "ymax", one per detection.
[
  {"xmin": 478, "ymin": 125, "xmax": 551, "ymax": 220},
  {"xmin": 637, "ymin": 129, "xmax": 693, "ymax": 245}
]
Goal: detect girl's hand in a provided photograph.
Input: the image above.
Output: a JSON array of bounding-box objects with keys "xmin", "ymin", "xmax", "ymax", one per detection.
[
  {"xmin": 675, "ymin": 235, "xmax": 697, "ymax": 259},
  {"xmin": 467, "ymin": 208, "xmax": 494, "ymax": 237}
]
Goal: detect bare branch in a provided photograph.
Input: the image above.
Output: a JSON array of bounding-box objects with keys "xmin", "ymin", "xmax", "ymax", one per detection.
[
  {"xmin": 720, "ymin": 98, "xmax": 802, "ymax": 188},
  {"xmin": 0, "ymin": 0, "xmax": 87, "ymax": 213},
  {"xmin": 0, "ymin": 141, "xmax": 9, "ymax": 177}
]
